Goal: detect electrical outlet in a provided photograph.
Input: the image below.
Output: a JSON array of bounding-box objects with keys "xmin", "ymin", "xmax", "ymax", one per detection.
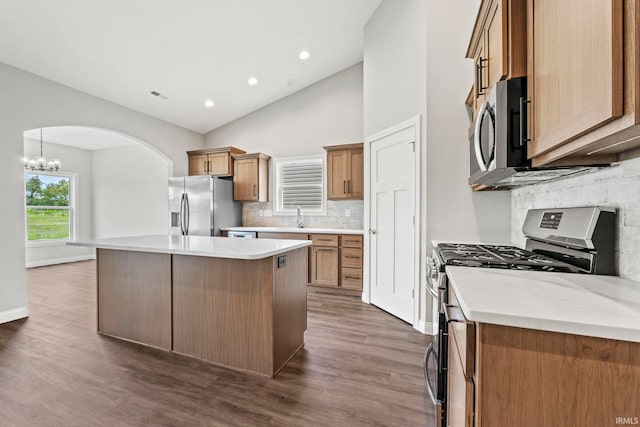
[
  {"xmin": 264, "ymin": 209, "xmax": 273, "ymax": 217},
  {"xmin": 277, "ymin": 255, "xmax": 287, "ymax": 268},
  {"xmin": 345, "ymin": 209, "xmax": 351, "ymax": 217}
]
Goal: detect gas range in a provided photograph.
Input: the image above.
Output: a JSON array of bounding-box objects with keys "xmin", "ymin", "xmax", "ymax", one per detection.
[
  {"xmin": 434, "ymin": 243, "xmax": 578, "ymax": 273},
  {"xmin": 425, "ymin": 207, "xmax": 616, "ymax": 427}
]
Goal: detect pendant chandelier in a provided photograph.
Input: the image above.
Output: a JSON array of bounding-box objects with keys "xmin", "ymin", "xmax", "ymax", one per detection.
[{"xmin": 23, "ymin": 128, "xmax": 61, "ymax": 172}]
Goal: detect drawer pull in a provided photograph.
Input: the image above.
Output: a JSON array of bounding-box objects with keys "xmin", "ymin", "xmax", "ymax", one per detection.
[
  {"xmin": 344, "ymin": 276, "xmax": 361, "ymax": 280},
  {"xmin": 344, "ymin": 255, "xmax": 360, "ymax": 259},
  {"xmin": 316, "ymin": 248, "xmax": 334, "ymax": 252},
  {"xmin": 317, "ymin": 238, "xmax": 333, "ymax": 241},
  {"xmin": 443, "ymin": 303, "xmax": 465, "ymax": 324}
]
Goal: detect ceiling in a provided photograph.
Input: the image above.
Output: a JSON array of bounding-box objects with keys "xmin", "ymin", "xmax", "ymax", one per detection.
[
  {"xmin": 24, "ymin": 127, "xmax": 136, "ymax": 151},
  {"xmin": 1, "ymin": 0, "xmax": 381, "ymax": 134}
]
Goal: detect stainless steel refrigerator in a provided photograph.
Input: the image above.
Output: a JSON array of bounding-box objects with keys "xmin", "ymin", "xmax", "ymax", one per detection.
[{"xmin": 168, "ymin": 176, "xmax": 242, "ymax": 236}]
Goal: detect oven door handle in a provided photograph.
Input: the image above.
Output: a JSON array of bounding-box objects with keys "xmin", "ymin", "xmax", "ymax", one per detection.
[
  {"xmin": 424, "ymin": 343, "xmax": 439, "ymax": 405},
  {"xmin": 425, "ymin": 283, "xmax": 439, "ymax": 299}
]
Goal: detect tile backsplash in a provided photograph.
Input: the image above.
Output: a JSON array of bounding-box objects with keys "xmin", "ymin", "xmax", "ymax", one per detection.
[
  {"xmin": 243, "ymin": 200, "xmax": 364, "ymax": 229},
  {"xmin": 511, "ymin": 156, "xmax": 640, "ymax": 282}
]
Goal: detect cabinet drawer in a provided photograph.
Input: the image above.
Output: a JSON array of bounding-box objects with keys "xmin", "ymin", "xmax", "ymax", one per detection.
[
  {"xmin": 311, "ymin": 234, "xmax": 338, "ymax": 247},
  {"xmin": 447, "ymin": 288, "xmax": 475, "ymax": 379},
  {"xmin": 341, "ymin": 248, "xmax": 362, "ymax": 268},
  {"xmin": 340, "ymin": 235, "xmax": 363, "ymax": 248},
  {"xmin": 341, "ymin": 267, "xmax": 362, "ymax": 290}
]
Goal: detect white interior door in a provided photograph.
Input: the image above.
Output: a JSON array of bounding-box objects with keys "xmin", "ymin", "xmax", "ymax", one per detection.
[{"xmin": 369, "ymin": 126, "xmax": 416, "ymax": 324}]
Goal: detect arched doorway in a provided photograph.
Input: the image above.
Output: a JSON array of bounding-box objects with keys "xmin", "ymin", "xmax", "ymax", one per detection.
[{"xmin": 23, "ymin": 126, "xmax": 172, "ymax": 267}]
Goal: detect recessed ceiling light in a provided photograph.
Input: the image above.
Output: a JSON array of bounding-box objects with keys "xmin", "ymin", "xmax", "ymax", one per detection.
[
  {"xmin": 299, "ymin": 50, "xmax": 310, "ymax": 60},
  {"xmin": 204, "ymin": 100, "xmax": 215, "ymax": 108},
  {"xmin": 248, "ymin": 77, "xmax": 259, "ymax": 86}
]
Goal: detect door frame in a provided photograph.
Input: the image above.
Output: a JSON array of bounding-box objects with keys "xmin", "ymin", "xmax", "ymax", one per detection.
[{"xmin": 363, "ymin": 116, "xmax": 423, "ymax": 331}]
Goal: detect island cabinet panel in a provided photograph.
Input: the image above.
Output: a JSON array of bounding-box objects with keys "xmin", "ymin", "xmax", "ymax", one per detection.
[
  {"xmin": 172, "ymin": 255, "xmax": 274, "ymax": 376},
  {"xmin": 97, "ymin": 249, "xmax": 172, "ymax": 350},
  {"xmin": 171, "ymin": 248, "xmax": 307, "ymax": 377},
  {"xmin": 272, "ymin": 248, "xmax": 308, "ymax": 372}
]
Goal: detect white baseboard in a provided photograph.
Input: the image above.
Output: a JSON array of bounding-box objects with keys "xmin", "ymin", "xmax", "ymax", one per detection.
[
  {"xmin": 417, "ymin": 319, "xmax": 435, "ymax": 336},
  {"xmin": 0, "ymin": 306, "xmax": 30, "ymax": 324},
  {"xmin": 26, "ymin": 254, "xmax": 96, "ymax": 268}
]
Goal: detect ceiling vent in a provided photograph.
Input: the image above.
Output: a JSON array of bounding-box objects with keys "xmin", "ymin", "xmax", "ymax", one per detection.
[{"xmin": 150, "ymin": 90, "xmax": 168, "ymax": 100}]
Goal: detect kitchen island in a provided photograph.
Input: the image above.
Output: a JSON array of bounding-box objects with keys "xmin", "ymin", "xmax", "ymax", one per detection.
[{"xmin": 68, "ymin": 235, "xmax": 311, "ymax": 377}]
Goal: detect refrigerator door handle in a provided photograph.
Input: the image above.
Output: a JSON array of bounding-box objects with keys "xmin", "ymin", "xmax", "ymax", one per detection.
[
  {"xmin": 179, "ymin": 193, "xmax": 186, "ymax": 235},
  {"xmin": 184, "ymin": 193, "xmax": 190, "ymax": 235}
]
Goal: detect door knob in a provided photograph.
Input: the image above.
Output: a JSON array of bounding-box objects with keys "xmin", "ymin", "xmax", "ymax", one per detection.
[{"xmin": 369, "ymin": 229, "xmax": 377, "ymax": 235}]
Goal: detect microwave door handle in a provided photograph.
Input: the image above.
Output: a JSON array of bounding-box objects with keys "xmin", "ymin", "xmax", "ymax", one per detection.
[{"xmin": 474, "ymin": 101, "xmax": 490, "ymax": 172}]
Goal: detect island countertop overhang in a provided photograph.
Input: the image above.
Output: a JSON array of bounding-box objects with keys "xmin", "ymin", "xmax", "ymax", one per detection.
[{"xmin": 67, "ymin": 234, "xmax": 312, "ymax": 260}]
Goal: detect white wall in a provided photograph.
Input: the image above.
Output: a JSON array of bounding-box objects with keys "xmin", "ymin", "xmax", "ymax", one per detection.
[
  {"xmin": 512, "ymin": 157, "xmax": 640, "ymax": 282},
  {"xmin": 204, "ymin": 63, "xmax": 363, "ymax": 157},
  {"xmin": 92, "ymin": 144, "xmax": 169, "ymax": 238},
  {"xmin": 363, "ymin": 0, "xmax": 511, "ymax": 332},
  {"xmin": 425, "ymin": 1, "xmax": 511, "ymax": 246},
  {"xmin": 0, "ymin": 61, "xmax": 203, "ymax": 323},
  {"xmin": 23, "ymin": 140, "xmax": 95, "ymax": 266},
  {"xmin": 204, "ymin": 63, "xmax": 365, "ymax": 228}
]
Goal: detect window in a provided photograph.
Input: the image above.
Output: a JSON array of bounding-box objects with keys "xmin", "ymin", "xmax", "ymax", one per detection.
[
  {"xmin": 274, "ymin": 156, "xmax": 325, "ymax": 215},
  {"xmin": 25, "ymin": 172, "xmax": 75, "ymax": 243}
]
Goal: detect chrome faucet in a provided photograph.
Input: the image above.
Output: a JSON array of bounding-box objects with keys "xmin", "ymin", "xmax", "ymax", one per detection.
[{"xmin": 296, "ymin": 206, "xmax": 304, "ymax": 228}]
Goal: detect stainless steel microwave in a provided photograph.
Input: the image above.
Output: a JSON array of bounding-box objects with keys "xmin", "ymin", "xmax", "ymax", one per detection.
[
  {"xmin": 469, "ymin": 77, "xmax": 528, "ymax": 186},
  {"xmin": 469, "ymin": 77, "xmax": 608, "ymax": 187}
]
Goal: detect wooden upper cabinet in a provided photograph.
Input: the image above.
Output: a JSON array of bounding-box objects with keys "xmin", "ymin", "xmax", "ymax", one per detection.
[
  {"xmin": 188, "ymin": 153, "xmax": 208, "ymax": 176},
  {"xmin": 187, "ymin": 147, "xmax": 246, "ymax": 177},
  {"xmin": 233, "ymin": 153, "xmax": 270, "ymax": 202},
  {"xmin": 324, "ymin": 143, "xmax": 364, "ymax": 200},
  {"xmin": 467, "ymin": 0, "xmax": 526, "ymax": 110},
  {"xmin": 527, "ymin": 0, "xmax": 626, "ymax": 164}
]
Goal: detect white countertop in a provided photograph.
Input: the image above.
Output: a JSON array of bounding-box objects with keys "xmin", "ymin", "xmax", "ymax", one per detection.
[
  {"xmin": 446, "ymin": 266, "xmax": 640, "ymax": 343},
  {"xmin": 67, "ymin": 234, "xmax": 311, "ymax": 260},
  {"xmin": 222, "ymin": 226, "xmax": 364, "ymax": 235}
]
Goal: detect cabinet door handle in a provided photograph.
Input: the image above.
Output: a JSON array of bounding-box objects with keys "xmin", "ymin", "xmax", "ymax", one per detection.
[
  {"xmin": 204, "ymin": 160, "xmax": 208, "ymax": 173},
  {"xmin": 519, "ymin": 97, "xmax": 531, "ymax": 146},
  {"xmin": 348, "ymin": 180, "xmax": 351, "ymax": 194},
  {"xmin": 343, "ymin": 180, "xmax": 346, "ymax": 194},
  {"xmin": 253, "ymin": 184, "xmax": 257, "ymax": 196},
  {"xmin": 477, "ymin": 57, "xmax": 488, "ymax": 97}
]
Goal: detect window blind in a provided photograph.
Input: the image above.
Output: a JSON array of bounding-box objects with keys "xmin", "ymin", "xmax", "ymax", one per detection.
[{"xmin": 279, "ymin": 160, "xmax": 324, "ymax": 211}]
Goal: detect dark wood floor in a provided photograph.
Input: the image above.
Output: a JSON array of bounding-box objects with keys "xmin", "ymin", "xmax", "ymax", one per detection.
[{"xmin": 0, "ymin": 261, "xmax": 433, "ymax": 426}]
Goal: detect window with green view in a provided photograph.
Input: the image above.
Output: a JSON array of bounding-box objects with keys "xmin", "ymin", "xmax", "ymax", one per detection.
[{"xmin": 25, "ymin": 173, "xmax": 73, "ymax": 242}]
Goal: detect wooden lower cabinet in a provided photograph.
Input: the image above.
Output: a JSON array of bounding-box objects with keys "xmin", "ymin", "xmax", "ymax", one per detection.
[
  {"xmin": 447, "ymin": 341, "xmax": 475, "ymax": 427},
  {"xmin": 310, "ymin": 246, "xmax": 339, "ymax": 287},
  {"xmin": 447, "ymin": 286, "xmax": 640, "ymax": 427},
  {"xmin": 254, "ymin": 232, "xmax": 363, "ymax": 291}
]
